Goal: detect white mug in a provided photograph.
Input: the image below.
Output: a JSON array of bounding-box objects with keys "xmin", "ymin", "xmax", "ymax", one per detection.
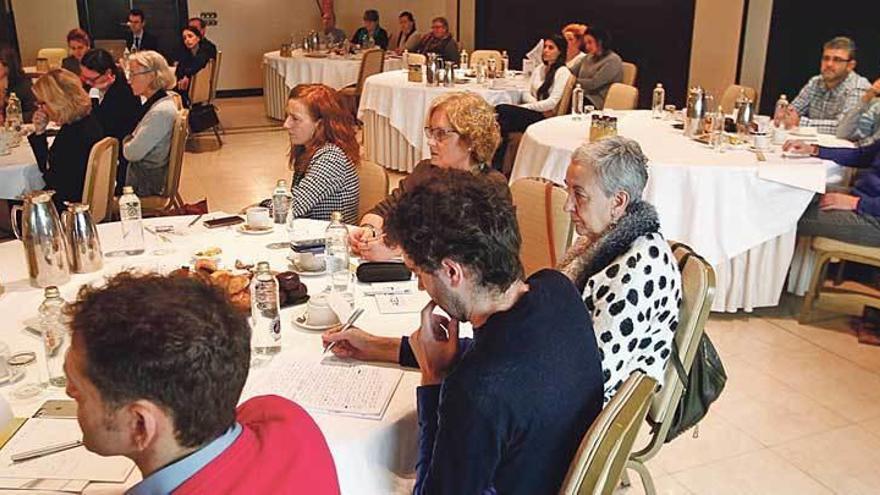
[
  {"xmin": 245, "ymin": 207, "xmax": 272, "ymax": 229},
  {"xmin": 752, "ymin": 132, "xmax": 770, "ymax": 150},
  {"xmin": 304, "ymin": 294, "xmax": 339, "ymax": 327},
  {"xmin": 293, "ymin": 252, "xmax": 325, "ymax": 272},
  {"xmin": 772, "ymin": 126, "xmax": 787, "ymax": 145}
]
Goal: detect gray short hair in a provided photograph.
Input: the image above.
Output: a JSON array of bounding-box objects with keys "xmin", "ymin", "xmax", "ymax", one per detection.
[
  {"xmin": 128, "ymin": 50, "xmax": 176, "ymax": 91},
  {"xmin": 571, "ymin": 136, "xmax": 649, "ymax": 201},
  {"xmin": 824, "ymin": 36, "xmax": 857, "ymax": 60}
]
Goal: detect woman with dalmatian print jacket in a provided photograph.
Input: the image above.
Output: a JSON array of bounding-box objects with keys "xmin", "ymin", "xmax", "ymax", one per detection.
[{"xmin": 558, "ymin": 137, "xmax": 681, "ymax": 405}]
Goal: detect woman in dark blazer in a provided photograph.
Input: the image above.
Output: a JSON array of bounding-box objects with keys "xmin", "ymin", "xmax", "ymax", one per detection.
[
  {"xmin": 81, "ymin": 49, "xmax": 142, "ymax": 194},
  {"xmin": 29, "ymin": 69, "xmax": 103, "ymax": 211},
  {"xmin": 175, "ymin": 26, "xmax": 210, "ymax": 107}
]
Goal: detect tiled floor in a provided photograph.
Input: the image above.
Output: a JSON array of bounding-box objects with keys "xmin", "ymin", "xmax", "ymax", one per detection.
[{"xmin": 197, "ymin": 98, "xmax": 880, "ymax": 495}]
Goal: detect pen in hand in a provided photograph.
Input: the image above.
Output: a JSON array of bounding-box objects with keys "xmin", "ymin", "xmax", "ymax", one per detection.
[{"xmin": 323, "ymin": 308, "xmax": 365, "ymax": 355}]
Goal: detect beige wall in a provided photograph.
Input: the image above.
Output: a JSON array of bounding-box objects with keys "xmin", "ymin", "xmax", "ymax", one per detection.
[
  {"xmin": 740, "ymin": 0, "xmax": 774, "ymax": 108},
  {"xmin": 13, "ymin": 0, "xmax": 79, "ymax": 66},
  {"xmin": 688, "ymin": 0, "xmax": 745, "ymax": 110}
]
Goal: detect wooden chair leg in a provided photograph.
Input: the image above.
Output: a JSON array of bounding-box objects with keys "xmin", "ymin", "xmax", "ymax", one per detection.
[
  {"xmin": 212, "ymin": 126, "xmax": 223, "ymax": 146},
  {"xmin": 799, "ymin": 252, "xmax": 834, "ymax": 324},
  {"xmin": 626, "ymin": 460, "xmax": 656, "ymax": 495}
]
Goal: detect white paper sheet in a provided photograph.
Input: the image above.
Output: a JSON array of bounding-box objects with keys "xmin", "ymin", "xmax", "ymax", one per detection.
[
  {"xmin": 0, "ymin": 419, "xmax": 134, "ymax": 483},
  {"xmin": 375, "ymin": 294, "xmax": 424, "ymax": 314},
  {"xmin": 758, "ymin": 159, "xmax": 827, "ymax": 193}
]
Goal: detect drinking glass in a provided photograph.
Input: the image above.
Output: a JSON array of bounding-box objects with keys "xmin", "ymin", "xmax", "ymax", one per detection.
[{"xmin": 10, "ymin": 351, "xmax": 46, "ymax": 400}]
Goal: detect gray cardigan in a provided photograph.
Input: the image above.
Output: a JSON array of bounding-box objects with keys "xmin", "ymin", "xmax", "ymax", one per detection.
[
  {"xmin": 123, "ymin": 94, "xmax": 177, "ymax": 196},
  {"xmin": 571, "ymin": 51, "xmax": 624, "ymax": 109}
]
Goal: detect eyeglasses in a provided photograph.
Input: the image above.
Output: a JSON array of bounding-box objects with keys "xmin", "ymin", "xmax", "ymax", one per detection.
[
  {"xmin": 81, "ymin": 73, "xmax": 108, "ymax": 85},
  {"xmin": 424, "ymin": 127, "xmax": 459, "ymax": 141},
  {"xmin": 821, "ymin": 55, "xmax": 851, "ymax": 64},
  {"xmin": 129, "ymin": 69, "xmax": 155, "ymax": 78}
]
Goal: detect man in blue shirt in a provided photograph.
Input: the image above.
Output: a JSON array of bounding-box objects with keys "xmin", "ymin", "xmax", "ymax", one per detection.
[{"xmin": 324, "ymin": 170, "xmax": 604, "ymax": 494}]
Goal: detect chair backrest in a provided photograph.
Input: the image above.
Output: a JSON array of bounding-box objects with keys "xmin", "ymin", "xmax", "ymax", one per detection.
[
  {"xmin": 209, "ymin": 50, "xmax": 223, "ymax": 103},
  {"xmin": 719, "ymin": 84, "xmax": 758, "ymax": 114},
  {"xmin": 552, "ymin": 72, "xmax": 578, "ymax": 117},
  {"xmin": 406, "ymin": 52, "xmax": 426, "ymax": 65},
  {"xmin": 621, "ymin": 62, "xmax": 638, "ymax": 86},
  {"xmin": 604, "ymin": 83, "xmax": 639, "ymax": 110},
  {"xmin": 163, "ymin": 109, "xmax": 189, "ymax": 199},
  {"xmin": 559, "ymin": 372, "xmax": 657, "ymax": 495},
  {"xmin": 188, "ymin": 59, "xmax": 214, "ymax": 106},
  {"xmin": 93, "ymin": 39, "xmax": 127, "ymax": 61},
  {"xmin": 169, "ymin": 91, "xmax": 184, "ymax": 110},
  {"xmin": 355, "ymin": 48, "xmax": 385, "ymax": 94},
  {"xmin": 357, "ymin": 159, "xmax": 389, "ymax": 219},
  {"xmin": 470, "ymin": 50, "xmax": 503, "ymax": 69},
  {"xmin": 511, "ymin": 178, "xmax": 573, "ymax": 276},
  {"xmin": 37, "ymin": 48, "xmax": 67, "ymax": 69},
  {"xmin": 648, "ymin": 242, "xmax": 716, "ymax": 425},
  {"xmin": 81, "ymin": 137, "xmax": 119, "ymax": 223}
]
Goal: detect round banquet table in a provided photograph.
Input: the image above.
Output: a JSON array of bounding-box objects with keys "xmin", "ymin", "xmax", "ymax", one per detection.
[
  {"xmin": 510, "ymin": 111, "xmax": 853, "ymax": 312},
  {"xmin": 358, "ymin": 70, "xmax": 529, "ymax": 173},
  {"xmin": 263, "ymin": 50, "xmax": 403, "ymax": 121},
  {"xmin": 0, "ymin": 140, "xmax": 44, "ymax": 200},
  {"xmin": 0, "ymin": 214, "xmax": 447, "ymax": 494}
]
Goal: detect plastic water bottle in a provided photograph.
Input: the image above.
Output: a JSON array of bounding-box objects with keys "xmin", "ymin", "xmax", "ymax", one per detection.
[
  {"xmin": 39, "ymin": 286, "xmax": 68, "ymax": 387},
  {"xmin": 6, "ymin": 92, "xmax": 22, "ymax": 146},
  {"xmin": 325, "ymin": 211, "xmax": 350, "ymax": 293},
  {"xmin": 118, "ymin": 186, "xmax": 145, "ymax": 255},
  {"xmin": 652, "ymin": 83, "xmax": 666, "ymax": 119},
  {"xmin": 366, "ymin": 32, "xmax": 375, "ymax": 49},
  {"xmin": 460, "ymin": 49, "xmax": 468, "ymax": 70},
  {"xmin": 572, "ymin": 83, "xmax": 584, "ymax": 119},
  {"xmin": 773, "ymin": 94, "xmax": 789, "ymax": 125},
  {"xmin": 500, "ymin": 50, "xmax": 509, "ymax": 78},
  {"xmin": 272, "ymin": 179, "xmax": 293, "ymax": 224},
  {"xmin": 251, "ymin": 261, "xmax": 281, "ymax": 355},
  {"xmin": 402, "ymin": 49, "xmax": 409, "ymax": 69}
]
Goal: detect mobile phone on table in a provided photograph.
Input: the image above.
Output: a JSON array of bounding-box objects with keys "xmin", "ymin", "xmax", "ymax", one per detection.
[
  {"xmin": 203, "ymin": 216, "xmax": 244, "ymax": 228},
  {"xmin": 291, "ymin": 238, "xmax": 326, "ymax": 253}
]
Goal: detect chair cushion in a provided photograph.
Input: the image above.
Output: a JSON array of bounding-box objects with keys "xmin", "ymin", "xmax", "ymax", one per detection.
[{"xmin": 813, "ymin": 237, "xmax": 880, "ymax": 259}]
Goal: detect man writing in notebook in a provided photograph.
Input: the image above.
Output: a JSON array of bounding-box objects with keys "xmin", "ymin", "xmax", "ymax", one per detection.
[
  {"xmin": 323, "ymin": 170, "xmax": 604, "ymax": 494},
  {"xmin": 63, "ymin": 273, "xmax": 340, "ymax": 494}
]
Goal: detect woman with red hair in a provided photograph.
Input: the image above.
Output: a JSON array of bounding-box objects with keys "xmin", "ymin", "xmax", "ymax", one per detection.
[{"xmin": 264, "ymin": 83, "xmax": 360, "ymax": 223}]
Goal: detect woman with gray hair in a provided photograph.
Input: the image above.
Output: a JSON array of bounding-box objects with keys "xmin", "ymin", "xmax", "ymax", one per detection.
[
  {"xmin": 123, "ymin": 50, "xmax": 178, "ymax": 196},
  {"xmin": 557, "ymin": 136, "xmax": 681, "ymax": 404}
]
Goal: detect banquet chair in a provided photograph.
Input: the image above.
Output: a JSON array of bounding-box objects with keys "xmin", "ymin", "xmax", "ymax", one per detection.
[
  {"xmin": 209, "ymin": 51, "xmax": 223, "ymax": 104},
  {"xmin": 141, "ymin": 109, "xmax": 189, "ymax": 216},
  {"xmin": 620, "ymin": 241, "xmax": 716, "ymax": 495},
  {"xmin": 188, "ymin": 59, "xmax": 222, "ymax": 146},
  {"xmin": 357, "ymin": 159, "xmax": 389, "ymax": 219},
  {"xmin": 169, "ymin": 91, "xmax": 184, "ymax": 110},
  {"xmin": 621, "ymin": 62, "xmax": 638, "ymax": 86},
  {"xmin": 604, "ymin": 83, "xmax": 639, "ymax": 110},
  {"xmin": 558, "ymin": 372, "xmax": 656, "ymax": 495},
  {"xmin": 551, "ymin": 73, "xmax": 578, "ymax": 117},
  {"xmin": 405, "ymin": 52, "xmax": 426, "ymax": 65},
  {"xmin": 511, "ymin": 178, "xmax": 572, "ymax": 276},
  {"xmin": 339, "ymin": 48, "xmax": 385, "ymax": 118},
  {"xmin": 470, "ymin": 50, "xmax": 503, "ymax": 69},
  {"xmin": 798, "ymin": 237, "xmax": 880, "ymax": 323},
  {"xmin": 36, "ymin": 48, "xmax": 67, "ymax": 69},
  {"xmin": 93, "ymin": 40, "xmax": 127, "ymax": 61},
  {"xmin": 82, "ymin": 137, "xmax": 119, "ymax": 224},
  {"xmin": 720, "ymin": 84, "xmax": 757, "ymax": 113}
]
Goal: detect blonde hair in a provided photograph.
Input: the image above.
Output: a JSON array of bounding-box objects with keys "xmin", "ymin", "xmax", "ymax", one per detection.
[
  {"xmin": 128, "ymin": 50, "xmax": 176, "ymax": 91},
  {"xmin": 562, "ymin": 23, "xmax": 588, "ymax": 37},
  {"xmin": 32, "ymin": 69, "xmax": 91, "ymax": 124},
  {"xmin": 427, "ymin": 92, "xmax": 501, "ymax": 165}
]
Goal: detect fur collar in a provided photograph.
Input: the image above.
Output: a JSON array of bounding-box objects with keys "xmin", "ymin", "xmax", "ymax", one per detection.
[{"xmin": 557, "ymin": 201, "xmax": 661, "ymax": 292}]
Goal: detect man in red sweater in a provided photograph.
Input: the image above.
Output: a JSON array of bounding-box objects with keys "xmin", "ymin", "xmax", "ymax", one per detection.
[{"xmin": 62, "ymin": 272, "xmax": 340, "ymax": 494}]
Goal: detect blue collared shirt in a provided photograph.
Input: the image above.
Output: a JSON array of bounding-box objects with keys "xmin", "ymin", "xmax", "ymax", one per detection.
[{"xmin": 126, "ymin": 423, "xmax": 242, "ymax": 495}]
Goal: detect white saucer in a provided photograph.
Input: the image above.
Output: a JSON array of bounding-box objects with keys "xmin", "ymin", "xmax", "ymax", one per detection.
[
  {"xmin": 291, "ymin": 306, "xmax": 338, "ymax": 331},
  {"xmin": 291, "ymin": 266, "xmax": 327, "ymax": 277},
  {"xmin": 237, "ymin": 224, "xmax": 274, "ymax": 235}
]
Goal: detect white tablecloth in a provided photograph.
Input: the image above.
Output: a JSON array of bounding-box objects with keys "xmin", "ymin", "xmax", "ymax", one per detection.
[
  {"xmin": 0, "ymin": 141, "xmax": 43, "ymax": 200},
  {"xmin": 359, "ymin": 71, "xmax": 529, "ymax": 172},
  {"xmin": 510, "ymin": 111, "xmax": 850, "ymax": 312},
  {"xmin": 262, "ymin": 51, "xmax": 403, "ymax": 121},
  {"xmin": 0, "ymin": 214, "xmax": 438, "ymax": 494}
]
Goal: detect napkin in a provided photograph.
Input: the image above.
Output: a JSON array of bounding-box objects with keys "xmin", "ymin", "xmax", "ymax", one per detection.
[{"xmin": 757, "ymin": 159, "xmax": 827, "ymax": 193}]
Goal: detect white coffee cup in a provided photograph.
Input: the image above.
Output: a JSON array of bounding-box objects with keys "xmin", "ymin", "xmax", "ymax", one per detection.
[
  {"xmin": 772, "ymin": 126, "xmax": 787, "ymax": 145},
  {"xmin": 245, "ymin": 207, "xmax": 271, "ymax": 229},
  {"xmin": 304, "ymin": 294, "xmax": 339, "ymax": 327},
  {"xmin": 752, "ymin": 132, "xmax": 770, "ymax": 150},
  {"xmin": 293, "ymin": 252, "xmax": 325, "ymax": 272},
  {"xmin": 754, "ymin": 115, "xmax": 772, "ymax": 133}
]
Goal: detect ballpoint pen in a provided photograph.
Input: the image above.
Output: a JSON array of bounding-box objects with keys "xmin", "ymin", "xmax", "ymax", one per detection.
[
  {"xmin": 323, "ymin": 308, "xmax": 365, "ymax": 355},
  {"xmin": 188, "ymin": 213, "xmax": 205, "ymax": 227},
  {"xmin": 11, "ymin": 439, "xmax": 83, "ymax": 463}
]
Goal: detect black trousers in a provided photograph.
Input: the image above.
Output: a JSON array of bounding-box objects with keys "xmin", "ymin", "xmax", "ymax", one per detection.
[
  {"xmin": 492, "ymin": 104, "xmax": 546, "ymax": 172},
  {"xmin": 798, "ymin": 193, "xmax": 880, "ymax": 247}
]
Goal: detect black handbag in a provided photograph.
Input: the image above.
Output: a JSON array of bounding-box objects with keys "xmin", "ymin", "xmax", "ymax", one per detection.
[
  {"xmin": 356, "ymin": 262, "xmax": 412, "ymax": 283},
  {"xmin": 665, "ymin": 333, "xmax": 727, "ymax": 442},
  {"xmin": 188, "ymin": 103, "xmax": 219, "ymax": 133}
]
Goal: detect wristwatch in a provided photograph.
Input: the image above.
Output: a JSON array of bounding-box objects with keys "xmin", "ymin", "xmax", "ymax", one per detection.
[{"xmin": 360, "ymin": 224, "xmax": 378, "ymax": 240}]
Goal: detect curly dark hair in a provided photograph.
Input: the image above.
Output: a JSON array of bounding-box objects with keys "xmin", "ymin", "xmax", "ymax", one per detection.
[
  {"xmin": 65, "ymin": 272, "xmax": 251, "ymax": 448},
  {"xmin": 384, "ymin": 169, "xmax": 523, "ymax": 292}
]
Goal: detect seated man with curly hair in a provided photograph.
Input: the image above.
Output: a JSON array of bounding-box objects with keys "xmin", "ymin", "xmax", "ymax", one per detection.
[
  {"xmin": 323, "ymin": 170, "xmax": 604, "ymax": 494},
  {"xmin": 64, "ymin": 273, "xmax": 340, "ymax": 494}
]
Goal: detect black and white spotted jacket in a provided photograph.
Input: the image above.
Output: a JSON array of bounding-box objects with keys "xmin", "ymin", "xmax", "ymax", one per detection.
[{"xmin": 558, "ymin": 201, "xmax": 682, "ymax": 405}]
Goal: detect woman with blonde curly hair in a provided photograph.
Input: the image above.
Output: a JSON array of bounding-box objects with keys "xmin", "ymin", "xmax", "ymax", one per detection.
[
  {"xmin": 350, "ymin": 91, "xmax": 509, "ymax": 260},
  {"xmin": 562, "ymin": 23, "xmax": 588, "ymax": 68},
  {"xmin": 123, "ymin": 50, "xmax": 178, "ymax": 195},
  {"xmin": 28, "ymin": 68, "xmax": 102, "ymax": 210}
]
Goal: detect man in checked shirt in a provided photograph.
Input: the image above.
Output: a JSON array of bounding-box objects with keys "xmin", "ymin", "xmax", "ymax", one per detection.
[{"xmin": 780, "ymin": 36, "xmax": 871, "ymax": 135}]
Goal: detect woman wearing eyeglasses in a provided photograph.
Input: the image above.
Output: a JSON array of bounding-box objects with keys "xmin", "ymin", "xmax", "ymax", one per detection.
[
  {"xmin": 350, "ymin": 92, "xmax": 509, "ymax": 260},
  {"xmin": 124, "ymin": 50, "xmax": 178, "ymax": 196},
  {"xmin": 80, "ymin": 49, "xmax": 141, "ymax": 195}
]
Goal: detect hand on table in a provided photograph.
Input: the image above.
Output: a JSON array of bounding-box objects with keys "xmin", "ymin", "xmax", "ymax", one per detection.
[
  {"xmin": 409, "ymin": 301, "xmax": 460, "ymax": 386},
  {"xmin": 321, "ymin": 325, "xmax": 399, "ymax": 362},
  {"xmin": 782, "ymin": 140, "xmax": 815, "ymax": 156},
  {"xmin": 32, "ymin": 109, "xmax": 49, "ymax": 135},
  {"xmin": 819, "ymin": 192, "xmax": 859, "ymax": 211}
]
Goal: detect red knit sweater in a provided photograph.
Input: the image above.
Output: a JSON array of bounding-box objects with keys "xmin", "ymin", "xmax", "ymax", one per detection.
[{"xmin": 174, "ymin": 395, "xmax": 340, "ymax": 494}]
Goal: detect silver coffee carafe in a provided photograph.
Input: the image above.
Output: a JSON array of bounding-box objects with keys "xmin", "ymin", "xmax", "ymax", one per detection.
[
  {"xmin": 425, "ymin": 53, "xmax": 437, "ymax": 85},
  {"xmin": 734, "ymin": 90, "xmax": 755, "ymax": 132},
  {"xmin": 443, "ymin": 61, "xmax": 455, "ymax": 88},
  {"xmin": 685, "ymin": 86, "xmax": 708, "ymax": 138},
  {"xmin": 62, "ymin": 203, "xmax": 103, "ymax": 274},
  {"xmin": 10, "ymin": 190, "xmax": 71, "ymax": 288}
]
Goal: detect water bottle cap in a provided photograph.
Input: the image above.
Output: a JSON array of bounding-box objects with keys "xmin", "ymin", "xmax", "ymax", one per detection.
[
  {"xmin": 256, "ymin": 261, "xmax": 271, "ymax": 272},
  {"xmin": 44, "ymin": 286, "xmax": 60, "ymax": 298},
  {"xmin": 122, "ymin": 186, "xmax": 134, "ymax": 194},
  {"xmin": 331, "ymin": 211, "xmax": 342, "ymax": 222},
  {"xmin": 656, "ymin": 83, "xmax": 663, "ymax": 88},
  {"xmin": 276, "ymin": 179, "xmax": 287, "ymax": 187}
]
